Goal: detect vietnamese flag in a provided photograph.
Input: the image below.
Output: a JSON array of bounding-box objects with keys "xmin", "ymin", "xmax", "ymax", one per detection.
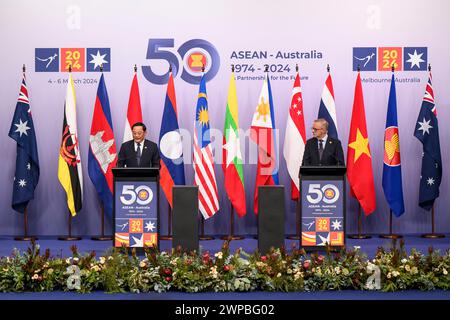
[
  {"xmin": 222, "ymin": 72, "xmax": 246, "ymax": 217},
  {"xmin": 347, "ymin": 72, "xmax": 376, "ymax": 215}
]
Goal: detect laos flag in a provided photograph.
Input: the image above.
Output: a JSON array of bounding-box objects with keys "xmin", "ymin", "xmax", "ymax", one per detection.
[
  {"xmin": 88, "ymin": 73, "xmax": 117, "ymax": 217},
  {"xmin": 159, "ymin": 72, "xmax": 185, "ymax": 207}
]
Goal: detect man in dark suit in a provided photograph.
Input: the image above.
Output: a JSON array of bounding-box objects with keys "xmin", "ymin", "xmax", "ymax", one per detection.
[
  {"xmin": 301, "ymin": 119, "xmax": 345, "ymax": 166},
  {"xmin": 117, "ymin": 122, "xmax": 160, "ymax": 168}
]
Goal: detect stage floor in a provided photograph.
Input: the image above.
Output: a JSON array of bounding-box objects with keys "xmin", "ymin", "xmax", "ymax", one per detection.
[{"xmin": 0, "ymin": 234, "xmax": 449, "ymax": 300}]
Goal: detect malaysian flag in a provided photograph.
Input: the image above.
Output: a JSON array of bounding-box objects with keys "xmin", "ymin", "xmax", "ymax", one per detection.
[{"xmin": 193, "ymin": 74, "xmax": 219, "ymax": 219}]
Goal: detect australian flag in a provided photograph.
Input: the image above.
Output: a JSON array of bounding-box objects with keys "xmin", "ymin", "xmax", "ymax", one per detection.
[
  {"xmin": 413, "ymin": 72, "xmax": 442, "ymax": 210},
  {"xmin": 8, "ymin": 74, "xmax": 40, "ymax": 213}
]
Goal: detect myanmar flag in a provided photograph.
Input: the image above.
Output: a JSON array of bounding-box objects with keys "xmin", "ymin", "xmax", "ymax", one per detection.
[
  {"xmin": 347, "ymin": 72, "xmax": 376, "ymax": 215},
  {"xmin": 222, "ymin": 72, "xmax": 246, "ymax": 217},
  {"xmin": 58, "ymin": 73, "xmax": 83, "ymax": 216}
]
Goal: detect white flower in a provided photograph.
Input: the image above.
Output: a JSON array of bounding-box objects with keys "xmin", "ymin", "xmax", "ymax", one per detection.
[
  {"xmin": 214, "ymin": 252, "xmax": 223, "ymax": 259},
  {"xmin": 405, "ymin": 265, "xmax": 411, "ymax": 272},
  {"xmin": 99, "ymin": 257, "xmax": 106, "ymax": 264},
  {"xmin": 32, "ymin": 274, "xmax": 39, "ymax": 280},
  {"xmin": 73, "ymin": 257, "xmax": 79, "ymax": 262},
  {"xmin": 353, "ymin": 246, "xmax": 361, "ymax": 251},
  {"xmin": 411, "ymin": 267, "xmax": 418, "ymax": 275},
  {"xmin": 276, "ymin": 273, "xmax": 281, "ymax": 278},
  {"xmin": 392, "ymin": 271, "xmax": 400, "ymax": 277},
  {"xmin": 443, "ymin": 268, "xmax": 448, "ymax": 275},
  {"xmin": 387, "ymin": 272, "xmax": 392, "ymax": 279},
  {"xmin": 48, "ymin": 268, "xmax": 53, "ymax": 274},
  {"xmin": 334, "ymin": 267, "xmax": 341, "ymax": 274},
  {"xmin": 287, "ymin": 268, "xmax": 293, "ymax": 274},
  {"xmin": 139, "ymin": 261, "xmax": 147, "ymax": 268},
  {"xmin": 401, "ymin": 259, "xmax": 407, "ymax": 264},
  {"xmin": 65, "ymin": 258, "xmax": 72, "ymax": 264}
]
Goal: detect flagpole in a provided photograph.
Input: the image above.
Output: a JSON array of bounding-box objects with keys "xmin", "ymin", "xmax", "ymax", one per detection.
[
  {"xmin": 90, "ymin": 65, "xmax": 112, "ymax": 241},
  {"xmin": 347, "ymin": 203, "xmax": 372, "ymax": 239},
  {"xmin": 421, "ymin": 205, "xmax": 445, "ymax": 238},
  {"xmin": 91, "ymin": 203, "xmax": 112, "ymax": 241},
  {"xmin": 378, "ymin": 210, "xmax": 403, "ymax": 239},
  {"xmin": 197, "ymin": 64, "xmax": 214, "ymax": 241},
  {"xmin": 14, "ymin": 206, "xmax": 38, "ymax": 241},
  {"xmin": 287, "ymin": 63, "xmax": 301, "ymax": 241},
  {"xmin": 58, "ymin": 210, "xmax": 82, "ymax": 241},
  {"xmin": 57, "ymin": 64, "xmax": 81, "ymax": 242},
  {"xmin": 160, "ymin": 64, "xmax": 174, "ymax": 241},
  {"xmin": 220, "ymin": 201, "xmax": 244, "ymax": 241},
  {"xmin": 14, "ymin": 65, "xmax": 38, "ymax": 242}
]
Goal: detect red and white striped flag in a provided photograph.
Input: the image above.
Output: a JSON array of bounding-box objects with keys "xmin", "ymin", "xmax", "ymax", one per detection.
[
  {"xmin": 283, "ymin": 71, "xmax": 306, "ymax": 200},
  {"xmin": 193, "ymin": 74, "xmax": 219, "ymax": 219},
  {"xmin": 122, "ymin": 70, "xmax": 143, "ymax": 143}
]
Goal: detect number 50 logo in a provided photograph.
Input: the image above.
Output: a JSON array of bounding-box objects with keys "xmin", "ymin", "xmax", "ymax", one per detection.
[
  {"xmin": 306, "ymin": 184, "xmax": 340, "ymax": 204},
  {"xmin": 120, "ymin": 185, "xmax": 153, "ymax": 205},
  {"xmin": 142, "ymin": 38, "xmax": 220, "ymax": 85}
]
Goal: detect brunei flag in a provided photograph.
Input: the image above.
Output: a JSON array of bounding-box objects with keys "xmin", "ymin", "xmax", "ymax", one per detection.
[
  {"xmin": 222, "ymin": 71, "xmax": 246, "ymax": 217},
  {"xmin": 58, "ymin": 73, "xmax": 83, "ymax": 216}
]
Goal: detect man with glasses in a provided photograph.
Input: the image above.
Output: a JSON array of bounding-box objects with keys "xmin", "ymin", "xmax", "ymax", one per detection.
[
  {"xmin": 301, "ymin": 118, "xmax": 344, "ymax": 166},
  {"xmin": 117, "ymin": 122, "xmax": 160, "ymax": 168}
]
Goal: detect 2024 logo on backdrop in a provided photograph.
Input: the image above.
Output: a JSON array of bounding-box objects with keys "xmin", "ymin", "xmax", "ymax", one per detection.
[
  {"xmin": 34, "ymin": 39, "xmax": 220, "ymax": 85},
  {"xmin": 352, "ymin": 47, "xmax": 427, "ymax": 71}
]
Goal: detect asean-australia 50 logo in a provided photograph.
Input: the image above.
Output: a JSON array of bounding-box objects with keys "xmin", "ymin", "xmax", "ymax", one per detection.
[
  {"xmin": 120, "ymin": 185, "xmax": 153, "ymax": 206},
  {"xmin": 142, "ymin": 38, "xmax": 220, "ymax": 84},
  {"xmin": 306, "ymin": 184, "xmax": 340, "ymax": 205}
]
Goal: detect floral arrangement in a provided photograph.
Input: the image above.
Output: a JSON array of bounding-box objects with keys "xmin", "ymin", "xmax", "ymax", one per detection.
[{"xmin": 0, "ymin": 239, "xmax": 448, "ymax": 293}]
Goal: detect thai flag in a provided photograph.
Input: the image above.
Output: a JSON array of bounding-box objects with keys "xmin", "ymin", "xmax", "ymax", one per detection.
[
  {"xmin": 318, "ymin": 72, "xmax": 339, "ymax": 139},
  {"xmin": 159, "ymin": 72, "xmax": 185, "ymax": 207},
  {"xmin": 88, "ymin": 73, "xmax": 117, "ymax": 217}
]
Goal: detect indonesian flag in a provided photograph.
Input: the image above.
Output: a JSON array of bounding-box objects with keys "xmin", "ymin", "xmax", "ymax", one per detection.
[
  {"xmin": 283, "ymin": 71, "xmax": 306, "ymax": 200},
  {"xmin": 122, "ymin": 71, "xmax": 143, "ymax": 143},
  {"xmin": 347, "ymin": 72, "xmax": 376, "ymax": 215},
  {"xmin": 251, "ymin": 73, "xmax": 279, "ymax": 214},
  {"xmin": 222, "ymin": 72, "xmax": 246, "ymax": 217}
]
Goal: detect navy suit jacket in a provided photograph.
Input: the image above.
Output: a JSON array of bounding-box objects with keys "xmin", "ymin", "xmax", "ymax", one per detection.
[
  {"xmin": 301, "ymin": 137, "xmax": 345, "ymax": 166},
  {"xmin": 117, "ymin": 139, "xmax": 160, "ymax": 168}
]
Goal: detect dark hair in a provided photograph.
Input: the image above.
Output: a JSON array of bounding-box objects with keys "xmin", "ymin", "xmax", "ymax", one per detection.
[{"xmin": 132, "ymin": 122, "xmax": 146, "ymax": 131}]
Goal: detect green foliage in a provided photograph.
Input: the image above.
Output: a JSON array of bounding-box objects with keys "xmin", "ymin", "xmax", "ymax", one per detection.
[{"xmin": 0, "ymin": 240, "xmax": 449, "ymax": 293}]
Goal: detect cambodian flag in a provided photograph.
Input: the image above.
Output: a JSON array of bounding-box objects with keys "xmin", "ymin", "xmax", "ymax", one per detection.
[
  {"xmin": 159, "ymin": 72, "xmax": 185, "ymax": 207},
  {"xmin": 88, "ymin": 73, "xmax": 117, "ymax": 217}
]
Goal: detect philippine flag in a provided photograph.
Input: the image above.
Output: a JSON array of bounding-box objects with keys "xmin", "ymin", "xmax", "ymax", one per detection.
[{"xmin": 88, "ymin": 73, "xmax": 117, "ymax": 217}]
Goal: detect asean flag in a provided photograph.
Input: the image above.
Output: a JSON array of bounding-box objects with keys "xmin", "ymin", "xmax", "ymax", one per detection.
[
  {"xmin": 159, "ymin": 72, "xmax": 185, "ymax": 207},
  {"xmin": 88, "ymin": 73, "xmax": 117, "ymax": 217}
]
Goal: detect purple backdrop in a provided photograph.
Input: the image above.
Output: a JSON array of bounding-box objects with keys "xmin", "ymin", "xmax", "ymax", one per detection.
[{"xmin": 1, "ymin": 0, "xmax": 449, "ymax": 236}]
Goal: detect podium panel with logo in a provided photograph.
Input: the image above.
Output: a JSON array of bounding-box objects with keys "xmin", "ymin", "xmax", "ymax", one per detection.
[
  {"xmin": 299, "ymin": 166, "xmax": 346, "ymax": 251},
  {"xmin": 112, "ymin": 168, "xmax": 160, "ymax": 250}
]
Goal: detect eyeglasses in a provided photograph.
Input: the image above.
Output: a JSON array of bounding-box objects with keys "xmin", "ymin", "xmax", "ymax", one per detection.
[{"xmin": 311, "ymin": 127, "xmax": 323, "ymax": 132}]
